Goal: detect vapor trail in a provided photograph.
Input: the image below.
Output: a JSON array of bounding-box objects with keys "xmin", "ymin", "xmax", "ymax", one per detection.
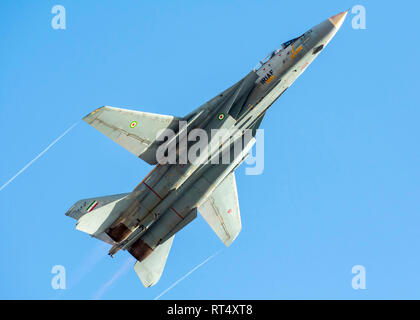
[
  {"xmin": 93, "ymin": 256, "xmax": 135, "ymax": 300},
  {"xmin": 0, "ymin": 122, "xmax": 78, "ymax": 191},
  {"xmin": 67, "ymin": 242, "xmax": 109, "ymax": 290},
  {"xmin": 154, "ymin": 250, "xmax": 221, "ymax": 300}
]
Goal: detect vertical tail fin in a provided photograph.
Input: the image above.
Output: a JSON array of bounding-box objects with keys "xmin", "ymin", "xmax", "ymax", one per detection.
[{"xmin": 65, "ymin": 193, "xmax": 135, "ymax": 244}]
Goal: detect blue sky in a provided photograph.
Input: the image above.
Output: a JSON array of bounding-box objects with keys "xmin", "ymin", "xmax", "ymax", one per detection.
[{"xmin": 1, "ymin": 0, "xmax": 419, "ymax": 299}]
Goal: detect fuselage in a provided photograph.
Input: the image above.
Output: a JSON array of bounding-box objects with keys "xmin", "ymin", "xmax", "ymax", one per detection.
[{"xmin": 106, "ymin": 11, "xmax": 348, "ymax": 261}]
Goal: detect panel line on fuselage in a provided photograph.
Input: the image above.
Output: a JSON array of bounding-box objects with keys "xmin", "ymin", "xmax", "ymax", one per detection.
[{"xmin": 143, "ymin": 181, "xmax": 184, "ymax": 220}]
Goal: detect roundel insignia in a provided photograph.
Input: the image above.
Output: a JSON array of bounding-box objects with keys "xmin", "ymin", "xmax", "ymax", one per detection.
[
  {"xmin": 218, "ymin": 113, "xmax": 225, "ymax": 121},
  {"xmin": 130, "ymin": 121, "xmax": 137, "ymax": 128}
]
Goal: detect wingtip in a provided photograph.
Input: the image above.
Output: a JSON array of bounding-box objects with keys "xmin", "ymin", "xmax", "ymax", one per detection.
[{"xmin": 83, "ymin": 106, "xmax": 105, "ymax": 123}]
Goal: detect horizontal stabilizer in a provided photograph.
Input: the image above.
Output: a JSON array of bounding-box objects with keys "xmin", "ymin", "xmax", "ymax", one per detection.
[
  {"xmin": 199, "ymin": 172, "xmax": 241, "ymax": 246},
  {"xmin": 134, "ymin": 235, "xmax": 175, "ymax": 287},
  {"xmin": 83, "ymin": 106, "xmax": 180, "ymax": 165}
]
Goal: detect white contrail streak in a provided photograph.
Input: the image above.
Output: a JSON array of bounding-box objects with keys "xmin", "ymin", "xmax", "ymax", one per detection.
[
  {"xmin": 0, "ymin": 122, "xmax": 78, "ymax": 191},
  {"xmin": 154, "ymin": 250, "xmax": 221, "ymax": 300},
  {"xmin": 93, "ymin": 257, "xmax": 135, "ymax": 300},
  {"xmin": 52, "ymin": 242, "xmax": 109, "ymax": 299},
  {"xmin": 67, "ymin": 242, "xmax": 109, "ymax": 290}
]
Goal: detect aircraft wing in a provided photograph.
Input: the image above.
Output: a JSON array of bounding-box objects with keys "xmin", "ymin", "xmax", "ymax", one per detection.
[
  {"xmin": 83, "ymin": 106, "xmax": 180, "ymax": 165},
  {"xmin": 198, "ymin": 172, "xmax": 241, "ymax": 246}
]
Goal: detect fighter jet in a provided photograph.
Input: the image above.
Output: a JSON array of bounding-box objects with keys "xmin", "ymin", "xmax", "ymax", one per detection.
[{"xmin": 66, "ymin": 11, "xmax": 348, "ymax": 287}]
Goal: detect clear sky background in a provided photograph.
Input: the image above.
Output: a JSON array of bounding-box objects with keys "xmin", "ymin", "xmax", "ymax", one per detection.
[{"xmin": 1, "ymin": 0, "xmax": 419, "ymax": 299}]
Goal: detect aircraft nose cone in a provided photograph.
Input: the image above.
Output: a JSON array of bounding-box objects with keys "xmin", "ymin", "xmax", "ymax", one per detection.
[{"xmin": 328, "ymin": 10, "xmax": 348, "ymax": 29}]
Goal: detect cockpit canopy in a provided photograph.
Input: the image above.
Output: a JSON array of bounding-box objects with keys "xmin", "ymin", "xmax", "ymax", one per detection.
[
  {"xmin": 282, "ymin": 30, "xmax": 312, "ymax": 49},
  {"xmin": 253, "ymin": 31, "xmax": 311, "ymax": 71},
  {"xmin": 281, "ymin": 37, "xmax": 299, "ymax": 49}
]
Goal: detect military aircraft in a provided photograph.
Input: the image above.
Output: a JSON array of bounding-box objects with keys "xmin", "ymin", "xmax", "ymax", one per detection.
[{"xmin": 66, "ymin": 11, "xmax": 348, "ymax": 287}]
